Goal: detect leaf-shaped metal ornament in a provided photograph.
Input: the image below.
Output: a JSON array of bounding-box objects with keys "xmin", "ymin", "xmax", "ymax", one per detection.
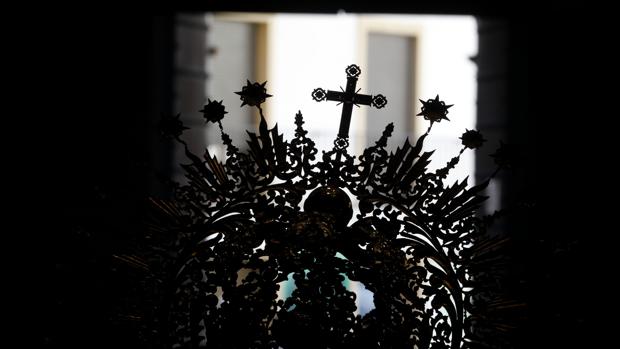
[{"xmin": 120, "ymin": 66, "xmax": 524, "ymax": 349}]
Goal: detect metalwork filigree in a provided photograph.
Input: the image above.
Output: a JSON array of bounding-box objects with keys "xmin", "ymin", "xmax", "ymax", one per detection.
[
  {"xmin": 312, "ymin": 64, "xmax": 386, "ymax": 144},
  {"xmin": 117, "ymin": 64, "xmax": 522, "ymax": 349}
]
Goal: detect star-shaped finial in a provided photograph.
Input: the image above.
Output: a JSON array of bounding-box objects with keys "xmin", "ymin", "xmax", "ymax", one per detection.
[
  {"xmin": 235, "ymin": 80, "xmax": 272, "ymax": 107},
  {"xmin": 159, "ymin": 113, "xmax": 188, "ymax": 139},
  {"xmin": 460, "ymin": 129, "xmax": 486, "ymax": 149},
  {"xmin": 417, "ymin": 95, "xmax": 453, "ymax": 123},
  {"xmin": 490, "ymin": 141, "xmax": 516, "ymax": 169},
  {"xmin": 200, "ymin": 99, "xmax": 228, "ymax": 124}
]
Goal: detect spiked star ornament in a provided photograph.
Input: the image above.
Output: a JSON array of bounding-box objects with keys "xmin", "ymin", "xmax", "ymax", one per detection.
[
  {"xmin": 158, "ymin": 113, "xmax": 188, "ymax": 139},
  {"xmin": 235, "ymin": 80, "xmax": 272, "ymax": 107},
  {"xmin": 490, "ymin": 141, "xmax": 517, "ymax": 169},
  {"xmin": 417, "ymin": 94, "xmax": 453, "ymax": 123},
  {"xmin": 200, "ymin": 99, "xmax": 228, "ymax": 124},
  {"xmin": 460, "ymin": 129, "xmax": 487, "ymax": 149}
]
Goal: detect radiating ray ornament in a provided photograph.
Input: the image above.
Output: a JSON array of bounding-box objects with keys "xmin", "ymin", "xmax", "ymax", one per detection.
[{"xmin": 116, "ymin": 64, "xmax": 523, "ymax": 349}]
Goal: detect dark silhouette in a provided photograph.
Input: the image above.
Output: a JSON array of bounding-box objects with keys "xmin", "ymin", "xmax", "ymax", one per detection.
[
  {"xmin": 36, "ymin": 6, "xmax": 595, "ymax": 348},
  {"xmin": 112, "ymin": 68, "xmax": 521, "ymax": 348},
  {"xmin": 312, "ymin": 64, "xmax": 387, "ymax": 149}
]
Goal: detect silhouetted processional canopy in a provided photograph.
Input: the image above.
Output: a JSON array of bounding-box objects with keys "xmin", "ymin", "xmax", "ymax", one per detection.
[{"xmin": 120, "ymin": 64, "xmax": 522, "ymax": 349}]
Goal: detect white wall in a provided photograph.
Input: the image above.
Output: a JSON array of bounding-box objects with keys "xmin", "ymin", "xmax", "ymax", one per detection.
[
  {"xmin": 266, "ymin": 13, "xmax": 359, "ymax": 150},
  {"xmin": 266, "ymin": 14, "xmax": 477, "ymax": 184},
  {"xmin": 408, "ymin": 15, "xmax": 478, "ymax": 185}
]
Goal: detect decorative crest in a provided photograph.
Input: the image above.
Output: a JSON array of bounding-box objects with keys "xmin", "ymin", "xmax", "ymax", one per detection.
[{"xmin": 117, "ymin": 64, "xmax": 522, "ymax": 349}]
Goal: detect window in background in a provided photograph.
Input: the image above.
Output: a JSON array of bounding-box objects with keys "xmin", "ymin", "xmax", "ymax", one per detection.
[
  {"xmin": 205, "ymin": 14, "xmax": 269, "ymax": 159},
  {"xmin": 181, "ymin": 12, "xmax": 478, "ymax": 317},
  {"xmin": 205, "ymin": 19, "xmax": 256, "ymax": 150},
  {"xmin": 366, "ymin": 32, "xmax": 415, "ymax": 151}
]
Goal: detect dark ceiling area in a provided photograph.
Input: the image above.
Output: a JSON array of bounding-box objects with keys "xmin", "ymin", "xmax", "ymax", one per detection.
[{"xmin": 21, "ymin": 3, "xmax": 597, "ymax": 348}]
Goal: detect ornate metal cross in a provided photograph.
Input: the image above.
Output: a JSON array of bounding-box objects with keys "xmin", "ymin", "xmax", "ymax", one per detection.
[{"xmin": 312, "ymin": 64, "xmax": 387, "ymax": 142}]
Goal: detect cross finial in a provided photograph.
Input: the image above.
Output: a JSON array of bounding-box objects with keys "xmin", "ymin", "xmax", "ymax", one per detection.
[{"xmin": 312, "ymin": 64, "xmax": 387, "ymax": 148}]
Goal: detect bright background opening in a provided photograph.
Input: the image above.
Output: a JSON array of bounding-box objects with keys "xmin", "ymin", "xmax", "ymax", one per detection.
[{"xmin": 201, "ymin": 12, "xmax": 477, "ymax": 315}]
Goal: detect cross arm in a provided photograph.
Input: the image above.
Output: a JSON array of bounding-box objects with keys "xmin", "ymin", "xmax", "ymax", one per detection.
[{"xmin": 325, "ymin": 90, "xmax": 373, "ymax": 106}]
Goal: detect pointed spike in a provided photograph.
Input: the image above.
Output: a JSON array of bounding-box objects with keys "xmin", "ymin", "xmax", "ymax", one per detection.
[{"xmin": 261, "ymin": 81, "xmax": 267, "ymax": 87}]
